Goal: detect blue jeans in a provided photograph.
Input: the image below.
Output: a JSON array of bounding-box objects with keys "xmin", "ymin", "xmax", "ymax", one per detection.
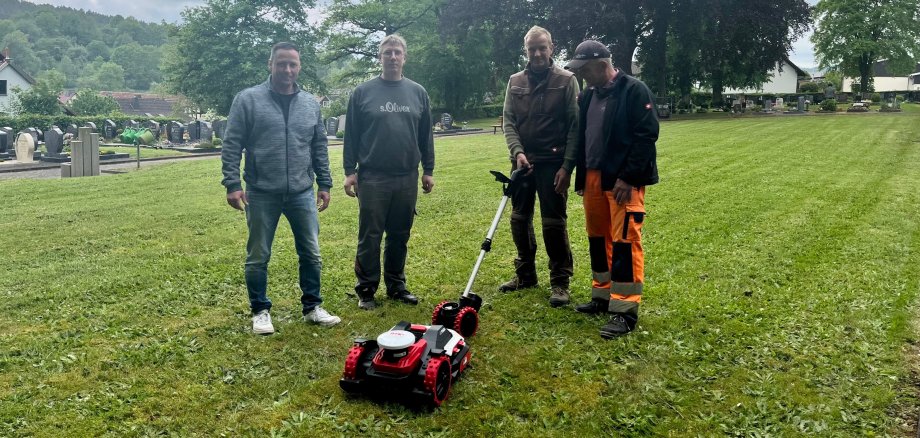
[{"xmin": 244, "ymin": 188, "xmax": 323, "ymax": 314}]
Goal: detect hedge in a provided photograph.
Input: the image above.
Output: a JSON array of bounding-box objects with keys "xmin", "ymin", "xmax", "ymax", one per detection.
[{"xmin": 0, "ymin": 115, "xmax": 179, "ymax": 135}]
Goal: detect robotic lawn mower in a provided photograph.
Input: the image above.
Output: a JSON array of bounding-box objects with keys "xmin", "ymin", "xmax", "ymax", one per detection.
[{"xmin": 340, "ymin": 170, "xmax": 520, "ymax": 407}]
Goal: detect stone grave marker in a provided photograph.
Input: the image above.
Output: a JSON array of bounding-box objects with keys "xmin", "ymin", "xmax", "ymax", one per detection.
[
  {"xmin": 440, "ymin": 113, "xmax": 453, "ymax": 130},
  {"xmin": 84, "ymin": 122, "xmax": 97, "ymax": 131},
  {"xmin": 797, "ymin": 96, "xmax": 806, "ymax": 112},
  {"xmin": 44, "ymin": 127, "xmax": 64, "ymax": 155},
  {"xmin": 0, "ymin": 130, "xmax": 8, "ymax": 154},
  {"xmin": 212, "ymin": 120, "xmax": 227, "ymax": 139},
  {"xmin": 336, "ymin": 115, "xmax": 347, "ymax": 135},
  {"xmin": 15, "ymin": 132, "xmax": 36, "ymax": 163},
  {"xmin": 66, "ymin": 124, "xmax": 79, "ymax": 137},
  {"xmin": 187, "ymin": 121, "xmax": 201, "ymax": 142},
  {"xmin": 837, "ymin": 93, "xmax": 849, "ymax": 103},
  {"xmin": 146, "ymin": 120, "xmax": 161, "ymax": 139},
  {"xmin": 168, "ymin": 122, "xmax": 185, "ymax": 143},
  {"xmin": 201, "ymin": 121, "xmax": 213, "ymax": 142},
  {"xmin": 325, "ymin": 117, "xmax": 338, "ymax": 136},
  {"xmin": 103, "ymin": 119, "xmax": 117, "ymax": 140}
]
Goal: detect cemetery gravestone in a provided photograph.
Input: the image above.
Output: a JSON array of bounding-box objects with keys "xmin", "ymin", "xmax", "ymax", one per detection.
[
  {"xmin": 199, "ymin": 121, "xmax": 213, "ymax": 143},
  {"xmin": 212, "ymin": 120, "xmax": 227, "ymax": 139},
  {"xmin": 146, "ymin": 121, "xmax": 160, "ymax": 139},
  {"xmin": 84, "ymin": 122, "xmax": 97, "ymax": 131},
  {"xmin": 440, "ymin": 113, "xmax": 453, "ymax": 130},
  {"xmin": 66, "ymin": 124, "xmax": 79, "ymax": 138},
  {"xmin": 325, "ymin": 118, "xmax": 338, "ymax": 136},
  {"xmin": 168, "ymin": 122, "xmax": 185, "ymax": 144},
  {"xmin": 24, "ymin": 128, "xmax": 40, "ymax": 145},
  {"xmin": 15, "ymin": 133, "xmax": 36, "ymax": 163},
  {"xmin": 104, "ymin": 119, "xmax": 117, "ymax": 140},
  {"xmin": 797, "ymin": 96, "xmax": 806, "ymax": 112},
  {"xmin": 187, "ymin": 121, "xmax": 201, "ymax": 142},
  {"xmin": 336, "ymin": 115, "xmax": 347, "ymax": 136},
  {"xmin": 44, "ymin": 127, "xmax": 64, "ymax": 156},
  {"xmin": 0, "ymin": 131, "xmax": 7, "ymax": 154}
]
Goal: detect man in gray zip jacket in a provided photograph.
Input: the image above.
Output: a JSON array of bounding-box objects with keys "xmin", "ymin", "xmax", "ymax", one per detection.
[{"xmin": 221, "ymin": 42, "xmax": 341, "ymax": 335}]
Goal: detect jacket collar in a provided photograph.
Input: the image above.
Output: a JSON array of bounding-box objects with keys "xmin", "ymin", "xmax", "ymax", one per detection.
[{"xmin": 263, "ymin": 75, "xmax": 302, "ymax": 95}]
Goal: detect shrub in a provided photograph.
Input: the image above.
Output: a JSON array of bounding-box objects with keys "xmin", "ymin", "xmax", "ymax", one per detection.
[
  {"xmin": 820, "ymin": 99, "xmax": 837, "ymax": 112},
  {"xmin": 870, "ymin": 93, "xmax": 881, "ymax": 103},
  {"xmin": 212, "ymin": 137, "xmax": 222, "ymax": 146},
  {"xmin": 336, "ymin": 131, "xmax": 344, "ymax": 139},
  {"xmin": 695, "ymin": 107, "xmax": 708, "ymax": 114},
  {"xmin": 750, "ymin": 105, "xmax": 763, "ymax": 112}
]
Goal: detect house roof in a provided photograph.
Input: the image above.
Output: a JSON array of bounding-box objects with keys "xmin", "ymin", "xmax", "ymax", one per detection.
[
  {"xmin": 872, "ymin": 60, "xmax": 920, "ymax": 77},
  {"xmin": 100, "ymin": 92, "xmax": 178, "ymax": 116},
  {"xmin": 0, "ymin": 60, "xmax": 37, "ymax": 85}
]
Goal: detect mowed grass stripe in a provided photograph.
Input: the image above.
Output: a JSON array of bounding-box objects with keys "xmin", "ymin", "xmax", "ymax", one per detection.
[{"xmin": 1, "ymin": 113, "xmax": 920, "ymax": 435}]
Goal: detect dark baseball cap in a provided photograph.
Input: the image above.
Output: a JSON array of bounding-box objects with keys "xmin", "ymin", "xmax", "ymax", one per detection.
[{"xmin": 564, "ymin": 40, "xmax": 611, "ymax": 70}]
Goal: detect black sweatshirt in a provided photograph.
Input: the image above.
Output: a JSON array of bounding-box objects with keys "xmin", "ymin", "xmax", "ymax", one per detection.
[{"xmin": 343, "ymin": 77, "xmax": 435, "ymax": 177}]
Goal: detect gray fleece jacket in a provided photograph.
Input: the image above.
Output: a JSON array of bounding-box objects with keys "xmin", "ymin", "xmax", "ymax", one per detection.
[{"xmin": 221, "ymin": 78, "xmax": 333, "ymax": 194}]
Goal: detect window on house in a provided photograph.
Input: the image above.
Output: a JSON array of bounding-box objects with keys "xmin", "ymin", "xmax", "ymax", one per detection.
[{"xmin": 0, "ymin": 80, "xmax": 7, "ymax": 96}]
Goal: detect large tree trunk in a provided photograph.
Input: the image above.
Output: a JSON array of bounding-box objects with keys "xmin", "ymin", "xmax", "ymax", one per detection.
[
  {"xmin": 648, "ymin": 2, "xmax": 671, "ymax": 97},
  {"xmin": 711, "ymin": 69, "xmax": 724, "ymax": 108},
  {"xmin": 858, "ymin": 52, "xmax": 873, "ymax": 95}
]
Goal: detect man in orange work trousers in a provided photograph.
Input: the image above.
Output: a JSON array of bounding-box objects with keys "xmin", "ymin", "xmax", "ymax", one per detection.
[{"xmin": 565, "ymin": 40, "xmax": 660, "ymax": 338}]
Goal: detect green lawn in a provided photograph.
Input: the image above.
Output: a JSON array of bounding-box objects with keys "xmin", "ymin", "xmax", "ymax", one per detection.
[{"xmin": 2, "ymin": 113, "xmax": 920, "ymax": 436}]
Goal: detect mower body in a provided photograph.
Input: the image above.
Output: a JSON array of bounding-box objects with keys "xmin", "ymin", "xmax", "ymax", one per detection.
[{"xmin": 340, "ymin": 321, "xmax": 471, "ymax": 407}]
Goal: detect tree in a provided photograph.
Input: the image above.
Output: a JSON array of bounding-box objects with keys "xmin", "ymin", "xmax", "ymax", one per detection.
[
  {"xmin": 111, "ymin": 42, "xmax": 162, "ymax": 90},
  {"xmin": 68, "ymin": 89, "xmax": 121, "ymax": 115},
  {"xmin": 812, "ymin": 0, "xmax": 920, "ymax": 93},
  {"xmin": 161, "ymin": 0, "xmax": 322, "ymax": 114},
  {"xmin": 12, "ymin": 78, "xmax": 62, "ymax": 115}
]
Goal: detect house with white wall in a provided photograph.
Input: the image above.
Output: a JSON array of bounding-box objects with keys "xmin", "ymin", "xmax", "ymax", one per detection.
[
  {"xmin": 0, "ymin": 49, "xmax": 36, "ymax": 116},
  {"xmin": 842, "ymin": 60, "xmax": 920, "ymax": 92},
  {"xmin": 722, "ymin": 56, "xmax": 807, "ymax": 94}
]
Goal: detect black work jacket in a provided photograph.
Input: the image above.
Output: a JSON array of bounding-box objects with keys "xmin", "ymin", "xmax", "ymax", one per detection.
[{"xmin": 574, "ymin": 73, "xmax": 659, "ymax": 192}]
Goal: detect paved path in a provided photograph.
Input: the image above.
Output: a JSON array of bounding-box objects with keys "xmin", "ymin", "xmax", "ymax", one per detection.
[{"xmin": 0, "ymin": 154, "xmax": 221, "ymax": 181}]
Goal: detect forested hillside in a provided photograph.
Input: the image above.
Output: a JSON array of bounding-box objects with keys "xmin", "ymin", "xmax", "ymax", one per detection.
[{"xmin": 0, "ymin": 0, "xmax": 169, "ymax": 91}]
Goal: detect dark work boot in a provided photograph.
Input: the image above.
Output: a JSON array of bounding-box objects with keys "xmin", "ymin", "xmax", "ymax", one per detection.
[
  {"xmin": 387, "ymin": 289, "xmax": 418, "ymax": 305},
  {"xmin": 498, "ymin": 276, "xmax": 538, "ymax": 292},
  {"xmin": 575, "ymin": 299, "xmax": 608, "ymax": 314},
  {"xmin": 548, "ymin": 286, "xmax": 570, "ymax": 307},
  {"xmin": 356, "ymin": 286, "xmax": 377, "ymax": 310},
  {"xmin": 599, "ymin": 314, "xmax": 636, "ymax": 339}
]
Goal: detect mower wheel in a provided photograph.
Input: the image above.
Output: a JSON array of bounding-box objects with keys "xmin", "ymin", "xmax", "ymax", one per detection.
[
  {"xmin": 431, "ymin": 300, "xmax": 451, "ymax": 325},
  {"xmin": 454, "ymin": 306, "xmax": 479, "ymax": 338},
  {"xmin": 423, "ymin": 356, "xmax": 452, "ymax": 407},
  {"xmin": 342, "ymin": 344, "xmax": 365, "ymax": 383}
]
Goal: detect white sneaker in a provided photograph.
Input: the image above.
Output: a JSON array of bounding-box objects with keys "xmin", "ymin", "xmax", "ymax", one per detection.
[
  {"xmin": 252, "ymin": 310, "xmax": 274, "ymax": 335},
  {"xmin": 304, "ymin": 306, "xmax": 341, "ymax": 327}
]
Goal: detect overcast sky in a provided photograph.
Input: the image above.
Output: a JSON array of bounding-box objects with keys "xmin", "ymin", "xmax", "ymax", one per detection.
[{"xmin": 30, "ymin": 0, "xmax": 821, "ymax": 69}]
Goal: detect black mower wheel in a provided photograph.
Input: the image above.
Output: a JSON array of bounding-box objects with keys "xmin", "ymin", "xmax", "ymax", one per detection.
[
  {"xmin": 454, "ymin": 306, "xmax": 479, "ymax": 338},
  {"xmin": 423, "ymin": 356, "xmax": 452, "ymax": 407}
]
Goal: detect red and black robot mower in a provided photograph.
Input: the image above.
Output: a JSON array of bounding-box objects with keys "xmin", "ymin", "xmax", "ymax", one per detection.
[
  {"xmin": 431, "ymin": 169, "xmax": 521, "ymax": 338},
  {"xmin": 339, "ymin": 321, "xmax": 471, "ymax": 407},
  {"xmin": 339, "ymin": 170, "xmax": 521, "ymax": 407}
]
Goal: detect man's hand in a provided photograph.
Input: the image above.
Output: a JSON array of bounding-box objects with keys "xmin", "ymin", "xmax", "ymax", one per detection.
[
  {"xmin": 515, "ymin": 152, "xmax": 533, "ymax": 175},
  {"xmin": 344, "ymin": 174, "xmax": 358, "ymax": 197},
  {"xmin": 227, "ymin": 190, "xmax": 247, "ymax": 211},
  {"xmin": 422, "ymin": 175, "xmax": 435, "ymax": 194},
  {"xmin": 317, "ymin": 191, "xmax": 330, "ymax": 212},
  {"xmin": 553, "ymin": 168, "xmax": 570, "ymax": 195},
  {"xmin": 612, "ymin": 178, "xmax": 633, "ymax": 205}
]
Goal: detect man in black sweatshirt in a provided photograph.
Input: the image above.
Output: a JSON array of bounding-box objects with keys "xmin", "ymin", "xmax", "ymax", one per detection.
[{"xmin": 343, "ymin": 34, "xmax": 435, "ymax": 310}]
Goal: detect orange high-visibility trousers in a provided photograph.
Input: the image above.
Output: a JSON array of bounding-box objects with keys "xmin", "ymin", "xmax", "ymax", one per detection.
[{"xmin": 583, "ymin": 169, "xmax": 645, "ymax": 317}]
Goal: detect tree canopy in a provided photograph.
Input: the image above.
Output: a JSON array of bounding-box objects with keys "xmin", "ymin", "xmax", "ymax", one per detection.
[
  {"xmin": 160, "ymin": 0, "xmax": 322, "ymax": 115},
  {"xmin": 812, "ymin": 0, "xmax": 920, "ymax": 93}
]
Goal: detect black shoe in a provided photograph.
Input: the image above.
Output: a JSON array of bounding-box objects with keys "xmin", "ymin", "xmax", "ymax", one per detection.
[
  {"xmin": 387, "ymin": 289, "xmax": 418, "ymax": 305},
  {"xmin": 599, "ymin": 314, "xmax": 635, "ymax": 339},
  {"xmin": 575, "ymin": 299, "xmax": 607, "ymax": 314},
  {"xmin": 498, "ymin": 276, "xmax": 538, "ymax": 292}
]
